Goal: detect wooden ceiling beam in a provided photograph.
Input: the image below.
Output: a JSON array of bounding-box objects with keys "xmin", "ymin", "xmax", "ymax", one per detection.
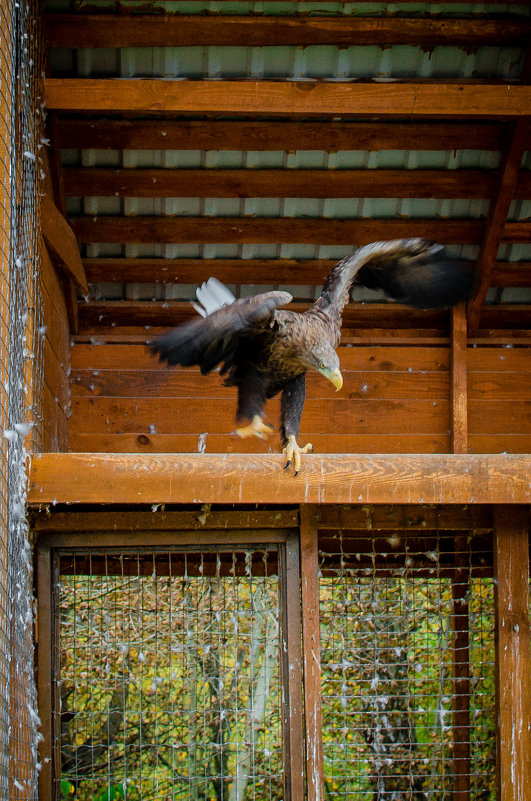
[
  {"xmin": 69, "ymin": 215, "xmax": 485, "ymax": 245},
  {"xmin": 44, "ymin": 79, "xmax": 531, "ymax": 117},
  {"xmin": 27, "ymin": 453, "xmax": 531, "ymax": 506},
  {"xmin": 45, "ymin": 14, "xmax": 531, "ymax": 48},
  {"xmin": 75, "ymin": 300, "xmax": 531, "ymax": 331},
  {"xmin": 83, "ymin": 257, "xmax": 338, "ymax": 285},
  {"xmin": 62, "ymin": 166, "xmax": 531, "ymax": 200},
  {"xmin": 77, "ymin": 300, "xmax": 452, "ymax": 329},
  {"xmin": 56, "ymin": 120, "xmax": 513, "ymax": 152},
  {"xmin": 468, "ymin": 119, "xmax": 531, "ymax": 334},
  {"xmin": 82, "ymin": 258, "xmax": 531, "ymax": 287}
]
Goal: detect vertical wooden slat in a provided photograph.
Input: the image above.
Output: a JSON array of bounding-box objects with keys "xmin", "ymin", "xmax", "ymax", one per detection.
[
  {"xmin": 280, "ymin": 533, "xmax": 305, "ymax": 800},
  {"xmin": 300, "ymin": 505, "xmax": 324, "ymax": 801},
  {"xmin": 452, "ymin": 535, "xmax": 471, "ymax": 800},
  {"xmin": 493, "ymin": 506, "xmax": 531, "ymax": 801},
  {"xmin": 36, "ymin": 543, "xmax": 53, "ymax": 801},
  {"xmin": 451, "ymin": 304, "xmax": 468, "ymax": 454}
]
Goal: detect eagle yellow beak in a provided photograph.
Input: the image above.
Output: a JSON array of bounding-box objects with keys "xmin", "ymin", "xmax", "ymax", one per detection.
[{"xmin": 320, "ymin": 366, "xmax": 343, "ymax": 392}]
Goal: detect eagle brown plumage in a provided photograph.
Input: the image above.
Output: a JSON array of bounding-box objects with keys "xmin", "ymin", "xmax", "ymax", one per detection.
[{"xmin": 150, "ymin": 239, "xmax": 474, "ymax": 474}]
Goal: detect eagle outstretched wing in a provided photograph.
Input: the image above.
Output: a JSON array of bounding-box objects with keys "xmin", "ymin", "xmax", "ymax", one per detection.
[
  {"xmin": 150, "ymin": 288, "xmax": 292, "ymax": 376},
  {"xmin": 314, "ymin": 238, "xmax": 474, "ymax": 320}
]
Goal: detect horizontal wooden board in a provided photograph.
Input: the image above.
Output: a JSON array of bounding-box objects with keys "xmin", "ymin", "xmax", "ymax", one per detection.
[
  {"xmin": 70, "ymin": 369, "xmax": 449, "ymax": 400},
  {"xmin": 81, "ymin": 258, "xmax": 531, "ymax": 288},
  {"xmin": 67, "ymin": 431, "xmax": 449, "ymax": 454},
  {"xmin": 44, "ymin": 80, "xmax": 531, "ymax": 118},
  {"xmin": 468, "ymin": 346, "xmax": 531, "ymax": 372},
  {"xmin": 468, "ymin": 401, "xmax": 531, "ymax": 434},
  {"xmin": 468, "ymin": 372, "xmax": 531, "ymax": 400},
  {"xmin": 56, "ymin": 119, "xmax": 510, "ymax": 153},
  {"xmin": 27, "ymin": 453, "xmax": 531, "ymax": 506},
  {"xmin": 69, "ymin": 215, "xmax": 485, "ymax": 246},
  {"xmin": 77, "ymin": 300, "xmax": 452, "ymax": 330},
  {"xmin": 70, "ymin": 367, "xmax": 531, "ymax": 402},
  {"xmin": 70, "ymin": 344, "xmax": 450, "ymax": 372},
  {"xmin": 62, "ymin": 167, "xmax": 531, "ymax": 200},
  {"xmin": 45, "ymin": 14, "xmax": 531, "ymax": 48},
  {"xmin": 70, "ymin": 396, "xmax": 449, "ymax": 435}
]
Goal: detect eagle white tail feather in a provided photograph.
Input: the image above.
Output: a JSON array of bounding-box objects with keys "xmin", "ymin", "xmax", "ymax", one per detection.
[{"xmin": 192, "ymin": 277, "xmax": 236, "ymax": 317}]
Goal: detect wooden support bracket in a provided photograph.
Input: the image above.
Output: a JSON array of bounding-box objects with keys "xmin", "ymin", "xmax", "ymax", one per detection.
[{"xmin": 41, "ymin": 193, "xmax": 88, "ymax": 297}]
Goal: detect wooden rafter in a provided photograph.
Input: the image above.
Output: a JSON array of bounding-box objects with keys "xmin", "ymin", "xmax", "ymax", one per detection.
[
  {"xmin": 56, "ymin": 119, "xmax": 514, "ymax": 152},
  {"xmin": 62, "ymin": 166, "xmax": 531, "ymax": 200},
  {"xmin": 45, "ymin": 14, "xmax": 531, "ymax": 48},
  {"xmin": 69, "ymin": 216, "xmax": 486, "ymax": 245},
  {"xmin": 467, "ymin": 119, "xmax": 531, "ymax": 334},
  {"xmin": 76, "ymin": 301, "xmax": 453, "ymax": 330},
  {"xmin": 44, "ymin": 79, "xmax": 531, "ymax": 117},
  {"xmin": 80, "ymin": 258, "xmax": 531, "ymax": 287},
  {"xmin": 27, "ymin": 453, "xmax": 531, "ymax": 506}
]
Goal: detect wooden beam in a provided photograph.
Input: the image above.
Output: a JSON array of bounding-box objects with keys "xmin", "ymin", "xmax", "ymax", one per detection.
[
  {"xmin": 32, "ymin": 506, "xmax": 490, "ymax": 533},
  {"xmin": 82, "ymin": 257, "xmax": 339, "ymax": 285},
  {"xmin": 77, "ymin": 300, "xmax": 451, "ymax": 330},
  {"xmin": 299, "ymin": 506, "xmax": 325, "ymax": 801},
  {"xmin": 43, "ymin": 79, "xmax": 531, "ymax": 117},
  {"xmin": 41, "ymin": 193, "xmax": 88, "ymax": 295},
  {"xmin": 468, "ymin": 119, "xmax": 531, "ymax": 334},
  {"xmin": 27, "ymin": 454, "xmax": 531, "ymax": 506},
  {"xmin": 450, "ymin": 304, "xmax": 468, "ymax": 454},
  {"xmin": 452, "ymin": 536, "xmax": 471, "ymax": 801},
  {"xmin": 69, "ymin": 216, "xmax": 485, "ymax": 246},
  {"xmin": 80, "ymin": 257, "xmax": 531, "ymax": 287},
  {"xmin": 45, "ymin": 14, "xmax": 531, "ymax": 48},
  {"xmin": 280, "ymin": 535, "xmax": 305, "ymax": 801},
  {"xmin": 56, "ymin": 119, "xmax": 511, "ymax": 152},
  {"xmin": 490, "ymin": 262, "xmax": 531, "ymax": 287},
  {"xmin": 493, "ymin": 506, "xmax": 531, "ymax": 801},
  {"xmin": 63, "ymin": 167, "xmax": 521, "ymax": 200},
  {"xmin": 36, "ymin": 543, "xmax": 54, "ymax": 801}
]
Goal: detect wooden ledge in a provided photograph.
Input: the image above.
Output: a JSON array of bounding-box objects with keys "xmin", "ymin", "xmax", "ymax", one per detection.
[{"xmin": 27, "ymin": 453, "xmax": 531, "ymax": 506}]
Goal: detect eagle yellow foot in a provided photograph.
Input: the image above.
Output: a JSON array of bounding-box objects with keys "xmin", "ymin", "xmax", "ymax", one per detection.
[
  {"xmin": 235, "ymin": 415, "xmax": 274, "ymax": 441},
  {"xmin": 282, "ymin": 435, "xmax": 313, "ymax": 476}
]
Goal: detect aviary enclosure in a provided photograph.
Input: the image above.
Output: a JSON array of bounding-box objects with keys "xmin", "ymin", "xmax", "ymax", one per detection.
[{"xmin": 0, "ymin": 1, "xmax": 529, "ymax": 799}]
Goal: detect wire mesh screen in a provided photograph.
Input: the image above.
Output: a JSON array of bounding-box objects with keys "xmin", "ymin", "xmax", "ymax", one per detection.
[
  {"xmin": 0, "ymin": 0, "xmax": 44, "ymax": 796},
  {"xmin": 56, "ymin": 548, "xmax": 284, "ymax": 801},
  {"xmin": 319, "ymin": 531, "xmax": 495, "ymax": 800}
]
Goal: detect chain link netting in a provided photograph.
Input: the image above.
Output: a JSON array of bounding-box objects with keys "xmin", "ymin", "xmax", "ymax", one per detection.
[
  {"xmin": 0, "ymin": 0, "xmax": 44, "ymax": 796},
  {"xmin": 319, "ymin": 531, "xmax": 495, "ymax": 800},
  {"xmin": 56, "ymin": 548, "xmax": 283, "ymax": 801}
]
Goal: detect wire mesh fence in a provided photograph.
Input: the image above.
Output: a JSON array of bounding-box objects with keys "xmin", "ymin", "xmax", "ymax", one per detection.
[
  {"xmin": 0, "ymin": 0, "xmax": 44, "ymax": 796},
  {"xmin": 56, "ymin": 548, "xmax": 283, "ymax": 801},
  {"xmin": 319, "ymin": 531, "xmax": 496, "ymax": 800}
]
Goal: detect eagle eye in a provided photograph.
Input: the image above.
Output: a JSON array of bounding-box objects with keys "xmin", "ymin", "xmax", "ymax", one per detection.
[{"xmin": 319, "ymin": 362, "xmax": 326, "ymax": 369}]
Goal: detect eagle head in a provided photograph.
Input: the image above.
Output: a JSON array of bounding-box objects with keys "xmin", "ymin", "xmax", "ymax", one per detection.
[{"xmin": 301, "ymin": 340, "xmax": 343, "ymax": 391}]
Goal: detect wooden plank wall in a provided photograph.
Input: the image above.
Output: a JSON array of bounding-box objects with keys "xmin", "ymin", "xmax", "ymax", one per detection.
[
  {"xmin": 67, "ymin": 339, "xmax": 531, "ymax": 455},
  {"xmin": 40, "ymin": 244, "xmax": 70, "ymax": 451}
]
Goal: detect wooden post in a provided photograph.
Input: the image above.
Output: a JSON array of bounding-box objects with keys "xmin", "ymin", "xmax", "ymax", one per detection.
[
  {"xmin": 452, "ymin": 535, "xmax": 471, "ymax": 800},
  {"xmin": 300, "ymin": 505, "xmax": 324, "ymax": 801},
  {"xmin": 451, "ymin": 304, "xmax": 468, "ymax": 454},
  {"xmin": 280, "ymin": 533, "xmax": 305, "ymax": 801},
  {"xmin": 493, "ymin": 506, "xmax": 531, "ymax": 801},
  {"xmin": 36, "ymin": 543, "xmax": 54, "ymax": 801}
]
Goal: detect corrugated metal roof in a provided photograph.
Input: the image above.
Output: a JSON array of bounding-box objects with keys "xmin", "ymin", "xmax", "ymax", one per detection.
[{"xmin": 49, "ymin": 2, "xmax": 531, "ymax": 305}]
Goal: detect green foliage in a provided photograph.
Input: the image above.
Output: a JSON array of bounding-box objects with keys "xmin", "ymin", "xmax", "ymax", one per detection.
[{"xmin": 58, "ymin": 553, "xmax": 283, "ymax": 801}]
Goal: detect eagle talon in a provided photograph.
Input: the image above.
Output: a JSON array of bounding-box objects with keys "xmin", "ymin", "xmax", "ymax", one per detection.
[
  {"xmin": 235, "ymin": 415, "xmax": 274, "ymax": 441},
  {"xmin": 282, "ymin": 436, "xmax": 313, "ymax": 475}
]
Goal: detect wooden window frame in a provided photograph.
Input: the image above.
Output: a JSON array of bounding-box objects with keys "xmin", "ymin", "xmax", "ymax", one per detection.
[{"xmin": 36, "ymin": 526, "xmax": 304, "ymax": 801}]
